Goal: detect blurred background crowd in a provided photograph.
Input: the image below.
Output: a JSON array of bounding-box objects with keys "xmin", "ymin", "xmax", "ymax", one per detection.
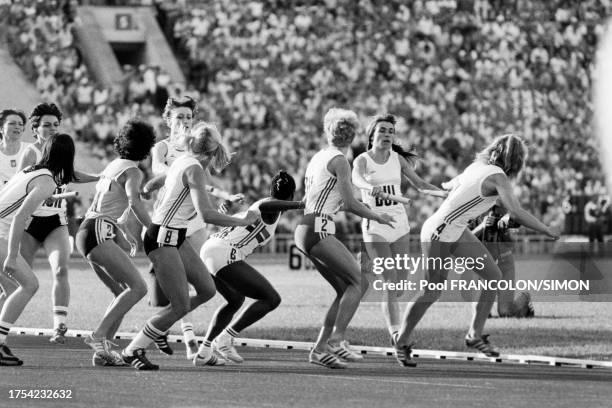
[{"xmin": 2, "ymin": 0, "xmax": 610, "ymax": 236}]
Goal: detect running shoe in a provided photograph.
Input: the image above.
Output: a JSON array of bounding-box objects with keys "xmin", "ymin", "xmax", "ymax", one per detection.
[
  {"xmin": 121, "ymin": 348, "xmax": 159, "ymax": 370},
  {"xmin": 49, "ymin": 323, "xmax": 68, "ymax": 344},
  {"xmin": 193, "ymin": 346, "xmax": 226, "ymax": 367},
  {"xmin": 394, "ymin": 343, "xmax": 417, "ymax": 367},
  {"xmin": 185, "ymin": 339, "xmax": 199, "ymax": 360},
  {"xmin": 91, "ymin": 340, "xmax": 129, "ymax": 367},
  {"xmin": 153, "ymin": 333, "xmax": 173, "ymax": 355},
  {"xmin": 0, "ymin": 344, "xmax": 23, "ymax": 366},
  {"xmin": 213, "ymin": 333, "xmax": 243, "ymax": 363},
  {"xmin": 309, "ymin": 349, "xmax": 347, "ymax": 369},
  {"xmin": 465, "ymin": 334, "xmax": 499, "ymax": 357},
  {"xmin": 84, "ymin": 335, "xmax": 116, "ymax": 365},
  {"xmin": 329, "ymin": 341, "xmax": 363, "ymax": 362}
]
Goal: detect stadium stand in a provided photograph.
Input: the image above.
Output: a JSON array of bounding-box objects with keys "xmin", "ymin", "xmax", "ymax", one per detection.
[{"xmin": 4, "ymin": 0, "xmax": 611, "ymax": 235}]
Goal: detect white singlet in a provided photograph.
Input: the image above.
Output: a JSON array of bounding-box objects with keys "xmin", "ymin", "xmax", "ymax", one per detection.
[
  {"xmin": 303, "ymin": 147, "xmax": 344, "ymax": 216},
  {"xmin": 23, "ymin": 144, "xmax": 67, "ymax": 218},
  {"xmin": 0, "ymin": 167, "xmax": 53, "ymax": 238},
  {"xmin": 151, "ymin": 155, "xmax": 200, "ymax": 229},
  {"xmin": 153, "ymin": 138, "xmax": 203, "ymax": 236},
  {"xmin": 0, "ymin": 142, "xmax": 29, "ymax": 187},
  {"xmin": 355, "ymin": 151, "xmax": 410, "ymax": 242},
  {"xmin": 86, "ymin": 158, "xmax": 138, "ymax": 222},
  {"xmin": 153, "ymin": 139, "xmax": 186, "ymax": 173},
  {"xmin": 421, "ymin": 161, "xmax": 505, "ymax": 242},
  {"xmin": 202, "ymin": 199, "xmax": 280, "ymax": 275}
]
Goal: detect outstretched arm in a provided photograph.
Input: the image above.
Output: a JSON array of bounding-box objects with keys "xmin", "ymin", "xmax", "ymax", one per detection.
[
  {"xmin": 400, "ymin": 156, "xmax": 446, "ymax": 198},
  {"xmin": 488, "ymin": 173, "xmax": 557, "ymax": 238}
]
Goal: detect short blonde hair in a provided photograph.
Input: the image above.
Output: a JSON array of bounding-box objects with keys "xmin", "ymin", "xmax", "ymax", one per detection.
[
  {"xmin": 323, "ymin": 108, "xmax": 359, "ymax": 147},
  {"xmin": 188, "ymin": 121, "xmax": 231, "ymax": 172}
]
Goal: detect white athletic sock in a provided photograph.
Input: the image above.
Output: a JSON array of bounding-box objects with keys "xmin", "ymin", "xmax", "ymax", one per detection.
[
  {"xmin": 389, "ymin": 324, "xmax": 400, "ymax": 337},
  {"xmin": 225, "ymin": 327, "xmax": 239, "ymax": 338},
  {"xmin": 125, "ymin": 321, "xmax": 162, "ymax": 355},
  {"xmin": 0, "ymin": 321, "xmax": 13, "ymax": 344},
  {"xmin": 197, "ymin": 341, "xmax": 212, "ymax": 357},
  {"xmin": 181, "ymin": 320, "xmax": 195, "ymax": 342},
  {"xmin": 53, "ymin": 306, "xmax": 68, "ymax": 329}
]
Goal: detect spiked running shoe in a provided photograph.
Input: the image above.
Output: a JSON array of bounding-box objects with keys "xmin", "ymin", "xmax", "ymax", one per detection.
[
  {"xmin": 309, "ymin": 349, "xmax": 347, "ymax": 369},
  {"xmin": 329, "ymin": 341, "xmax": 363, "ymax": 362},
  {"xmin": 49, "ymin": 323, "xmax": 68, "ymax": 344},
  {"xmin": 122, "ymin": 348, "xmax": 159, "ymax": 370},
  {"xmin": 394, "ymin": 343, "xmax": 417, "ymax": 367},
  {"xmin": 193, "ymin": 347, "xmax": 226, "ymax": 367},
  {"xmin": 0, "ymin": 344, "xmax": 23, "ymax": 366},
  {"xmin": 153, "ymin": 333, "xmax": 173, "ymax": 355},
  {"xmin": 465, "ymin": 334, "xmax": 499, "ymax": 357},
  {"xmin": 213, "ymin": 333, "xmax": 243, "ymax": 363}
]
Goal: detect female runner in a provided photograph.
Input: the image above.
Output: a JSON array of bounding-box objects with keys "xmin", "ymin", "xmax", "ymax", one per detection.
[
  {"xmin": 294, "ymin": 108, "xmax": 395, "ymax": 369},
  {"xmin": 17, "ymin": 103, "xmax": 99, "ymax": 344},
  {"xmin": 0, "ymin": 109, "xmax": 30, "ymax": 312},
  {"xmin": 197, "ymin": 171, "xmax": 304, "ymax": 365},
  {"xmin": 0, "ymin": 133, "xmax": 76, "ymax": 365},
  {"xmin": 75, "ymin": 119, "xmax": 156, "ymax": 366},
  {"xmin": 120, "ymin": 122, "xmax": 258, "ymax": 370},
  {"xmin": 352, "ymin": 113, "xmax": 445, "ymax": 345},
  {"xmin": 395, "ymin": 134, "xmax": 559, "ymax": 367},
  {"xmin": 149, "ymin": 96, "xmax": 243, "ymax": 358}
]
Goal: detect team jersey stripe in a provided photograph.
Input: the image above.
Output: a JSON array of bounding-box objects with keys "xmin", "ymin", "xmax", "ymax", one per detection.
[
  {"xmin": 445, "ymin": 197, "xmax": 485, "ymax": 224},
  {"xmin": 312, "ymin": 178, "xmax": 334, "ymax": 213},
  {"xmin": 235, "ymin": 222, "xmax": 264, "ymax": 248},
  {"xmin": 161, "ymin": 187, "xmax": 189, "ymax": 226},
  {"xmin": 314, "ymin": 178, "xmax": 337, "ymax": 214},
  {"xmin": 0, "ymin": 194, "xmax": 26, "ymax": 218},
  {"xmin": 443, "ymin": 196, "xmax": 483, "ymax": 224}
]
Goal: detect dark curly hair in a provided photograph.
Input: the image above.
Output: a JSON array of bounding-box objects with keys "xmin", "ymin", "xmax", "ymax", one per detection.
[
  {"xmin": 114, "ymin": 119, "xmax": 156, "ymax": 161},
  {"xmin": 366, "ymin": 113, "xmax": 418, "ymax": 165},
  {"xmin": 29, "ymin": 103, "xmax": 62, "ymax": 131},
  {"xmin": 0, "ymin": 109, "xmax": 27, "ymax": 140},
  {"xmin": 162, "ymin": 96, "xmax": 196, "ymax": 123},
  {"xmin": 270, "ymin": 170, "xmax": 296, "ymax": 200}
]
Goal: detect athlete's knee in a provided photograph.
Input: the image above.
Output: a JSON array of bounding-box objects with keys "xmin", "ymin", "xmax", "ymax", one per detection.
[
  {"xmin": 52, "ymin": 265, "xmax": 69, "ymax": 280},
  {"xmin": 131, "ymin": 278, "xmax": 148, "ymax": 300},
  {"xmin": 22, "ymin": 278, "xmax": 40, "ymax": 296},
  {"xmin": 266, "ymin": 291, "xmax": 281, "ymax": 310}
]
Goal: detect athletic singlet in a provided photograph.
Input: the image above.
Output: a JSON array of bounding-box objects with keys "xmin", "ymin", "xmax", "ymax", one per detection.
[
  {"xmin": 153, "ymin": 138, "xmax": 185, "ymax": 175},
  {"xmin": 0, "ymin": 142, "xmax": 29, "ymax": 186},
  {"xmin": 356, "ymin": 150, "xmax": 404, "ymax": 213},
  {"xmin": 211, "ymin": 199, "xmax": 279, "ymax": 257},
  {"xmin": 85, "ymin": 158, "xmax": 138, "ymax": 222},
  {"xmin": 24, "ymin": 144, "xmax": 67, "ymax": 217},
  {"xmin": 151, "ymin": 155, "xmax": 200, "ymax": 228},
  {"xmin": 0, "ymin": 166, "xmax": 53, "ymax": 228},
  {"xmin": 303, "ymin": 147, "xmax": 344, "ymax": 216},
  {"xmin": 424, "ymin": 161, "xmax": 505, "ymax": 242}
]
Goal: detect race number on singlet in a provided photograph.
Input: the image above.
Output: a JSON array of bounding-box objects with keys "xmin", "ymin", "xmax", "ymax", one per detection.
[
  {"xmin": 157, "ymin": 226, "xmax": 180, "ymax": 246},
  {"xmin": 314, "ymin": 216, "xmax": 335, "ymax": 234}
]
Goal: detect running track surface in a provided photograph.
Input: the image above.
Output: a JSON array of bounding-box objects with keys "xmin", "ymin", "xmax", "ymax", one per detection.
[{"xmin": 2, "ymin": 336, "xmax": 611, "ymax": 408}]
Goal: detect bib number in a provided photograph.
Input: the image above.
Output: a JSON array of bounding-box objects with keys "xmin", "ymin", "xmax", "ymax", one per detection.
[
  {"xmin": 314, "ymin": 216, "xmax": 335, "ymax": 234},
  {"xmin": 100, "ymin": 219, "xmax": 116, "ymax": 240},
  {"xmin": 157, "ymin": 226, "xmax": 179, "ymax": 246}
]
